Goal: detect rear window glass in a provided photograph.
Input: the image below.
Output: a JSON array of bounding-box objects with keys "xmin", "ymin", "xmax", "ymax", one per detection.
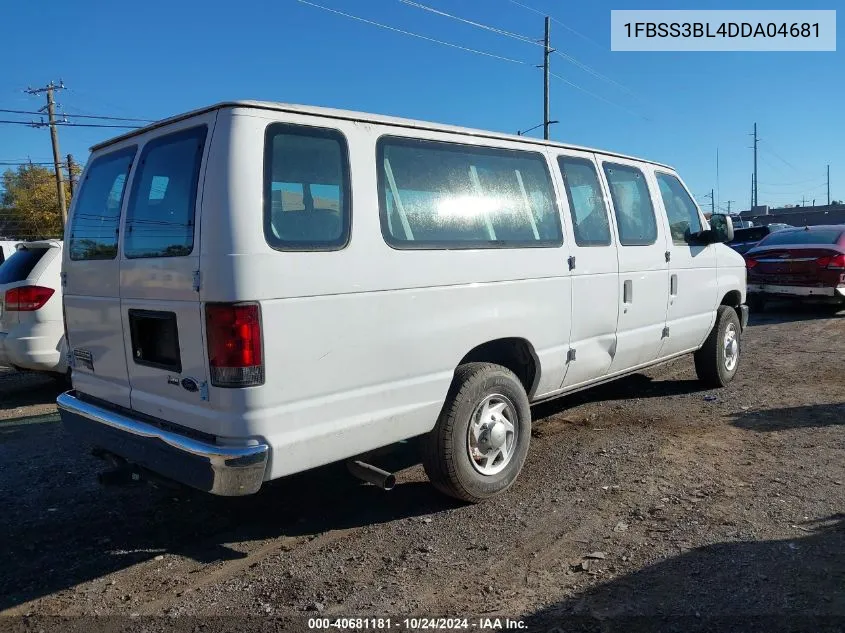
[
  {"xmin": 0, "ymin": 248, "xmax": 47, "ymax": 284},
  {"xmin": 68, "ymin": 147, "xmax": 136, "ymax": 260},
  {"xmin": 264, "ymin": 124, "xmax": 351, "ymax": 250},
  {"xmin": 760, "ymin": 229, "xmax": 842, "ymax": 246},
  {"xmin": 378, "ymin": 137, "xmax": 561, "ymax": 248},
  {"xmin": 124, "ymin": 126, "xmax": 207, "ymax": 258}
]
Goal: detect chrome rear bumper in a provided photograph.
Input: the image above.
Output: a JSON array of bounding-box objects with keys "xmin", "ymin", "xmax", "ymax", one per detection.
[{"xmin": 57, "ymin": 391, "xmax": 268, "ymax": 496}]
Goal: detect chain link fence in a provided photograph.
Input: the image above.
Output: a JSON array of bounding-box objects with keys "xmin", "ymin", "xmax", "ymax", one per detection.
[{"xmin": 0, "ymin": 208, "xmax": 64, "ymax": 242}]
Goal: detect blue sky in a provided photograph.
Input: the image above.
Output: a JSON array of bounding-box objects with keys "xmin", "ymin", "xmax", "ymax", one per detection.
[{"xmin": 1, "ymin": 0, "xmax": 841, "ymax": 212}]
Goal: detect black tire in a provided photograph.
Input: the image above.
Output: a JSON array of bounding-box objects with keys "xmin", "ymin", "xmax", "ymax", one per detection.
[
  {"xmin": 694, "ymin": 305, "xmax": 742, "ymax": 388},
  {"xmin": 747, "ymin": 294, "xmax": 766, "ymax": 313},
  {"xmin": 421, "ymin": 362, "xmax": 531, "ymax": 503}
]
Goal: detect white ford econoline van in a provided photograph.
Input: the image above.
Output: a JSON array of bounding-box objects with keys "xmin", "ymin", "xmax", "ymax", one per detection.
[{"xmin": 58, "ymin": 102, "xmax": 747, "ymax": 501}]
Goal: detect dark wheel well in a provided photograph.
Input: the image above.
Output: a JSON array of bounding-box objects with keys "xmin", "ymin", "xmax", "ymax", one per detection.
[
  {"xmin": 458, "ymin": 338, "xmax": 538, "ymax": 396},
  {"xmin": 721, "ymin": 290, "xmax": 742, "ymax": 308},
  {"xmin": 721, "ymin": 290, "xmax": 743, "ymax": 323}
]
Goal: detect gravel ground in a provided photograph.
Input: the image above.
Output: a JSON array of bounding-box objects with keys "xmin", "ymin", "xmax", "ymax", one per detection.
[{"xmin": 0, "ymin": 302, "xmax": 842, "ymax": 633}]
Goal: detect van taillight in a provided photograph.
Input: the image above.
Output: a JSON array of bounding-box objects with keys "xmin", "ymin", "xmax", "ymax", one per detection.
[
  {"xmin": 5, "ymin": 286, "xmax": 55, "ymax": 311},
  {"xmin": 205, "ymin": 303, "xmax": 264, "ymax": 387}
]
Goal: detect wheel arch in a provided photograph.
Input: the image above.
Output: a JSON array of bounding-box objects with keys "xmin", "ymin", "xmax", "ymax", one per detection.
[{"xmin": 457, "ymin": 337, "xmax": 539, "ymax": 397}]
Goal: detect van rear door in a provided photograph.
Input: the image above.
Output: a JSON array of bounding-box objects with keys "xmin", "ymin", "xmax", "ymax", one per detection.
[
  {"xmin": 118, "ymin": 118, "xmax": 215, "ymax": 421},
  {"xmin": 64, "ymin": 145, "xmax": 138, "ymax": 407}
]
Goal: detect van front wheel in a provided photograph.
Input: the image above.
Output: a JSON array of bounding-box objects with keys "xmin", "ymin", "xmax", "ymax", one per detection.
[
  {"xmin": 694, "ymin": 305, "xmax": 742, "ymax": 387},
  {"xmin": 422, "ymin": 363, "xmax": 531, "ymax": 503}
]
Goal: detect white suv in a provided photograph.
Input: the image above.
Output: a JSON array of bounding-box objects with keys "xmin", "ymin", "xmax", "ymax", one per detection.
[{"xmin": 0, "ymin": 240, "xmax": 68, "ymax": 377}]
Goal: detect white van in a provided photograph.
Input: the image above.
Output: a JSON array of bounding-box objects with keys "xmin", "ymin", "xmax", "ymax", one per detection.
[{"xmin": 58, "ymin": 102, "xmax": 747, "ymax": 501}]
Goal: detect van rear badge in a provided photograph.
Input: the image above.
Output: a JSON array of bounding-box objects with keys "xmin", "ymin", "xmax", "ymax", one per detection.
[
  {"xmin": 72, "ymin": 348, "xmax": 95, "ymax": 372},
  {"xmin": 181, "ymin": 378, "xmax": 199, "ymax": 393}
]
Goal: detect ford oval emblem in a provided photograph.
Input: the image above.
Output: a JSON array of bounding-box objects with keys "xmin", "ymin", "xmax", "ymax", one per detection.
[{"xmin": 181, "ymin": 378, "xmax": 199, "ymax": 393}]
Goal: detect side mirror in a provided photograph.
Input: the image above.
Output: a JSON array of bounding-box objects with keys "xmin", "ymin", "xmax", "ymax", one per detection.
[{"xmin": 709, "ymin": 213, "xmax": 735, "ymax": 243}]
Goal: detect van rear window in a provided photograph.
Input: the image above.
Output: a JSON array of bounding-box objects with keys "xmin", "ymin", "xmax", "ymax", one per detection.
[
  {"xmin": 377, "ymin": 137, "xmax": 562, "ymax": 249},
  {"xmin": 68, "ymin": 146, "xmax": 136, "ymax": 260},
  {"xmin": 264, "ymin": 124, "xmax": 351, "ymax": 251},
  {"xmin": 124, "ymin": 126, "xmax": 207, "ymax": 258},
  {"xmin": 0, "ymin": 247, "xmax": 47, "ymax": 284}
]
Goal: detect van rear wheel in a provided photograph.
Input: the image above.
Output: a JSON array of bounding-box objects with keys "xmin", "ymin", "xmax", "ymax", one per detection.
[
  {"xmin": 421, "ymin": 362, "xmax": 531, "ymax": 503},
  {"xmin": 694, "ymin": 305, "xmax": 742, "ymax": 388}
]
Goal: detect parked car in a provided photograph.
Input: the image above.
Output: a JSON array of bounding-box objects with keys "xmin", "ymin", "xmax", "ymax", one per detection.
[
  {"xmin": 745, "ymin": 225, "xmax": 845, "ymax": 310},
  {"xmin": 0, "ymin": 240, "xmax": 19, "ymax": 265},
  {"xmin": 766, "ymin": 223, "xmax": 794, "ymax": 232},
  {"xmin": 728, "ymin": 226, "xmax": 772, "ymax": 255},
  {"xmin": 58, "ymin": 101, "xmax": 747, "ymax": 502},
  {"xmin": 0, "ymin": 240, "xmax": 68, "ymax": 377}
]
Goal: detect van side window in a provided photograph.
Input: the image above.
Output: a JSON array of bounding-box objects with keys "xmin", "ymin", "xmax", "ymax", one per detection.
[
  {"xmin": 264, "ymin": 124, "xmax": 350, "ymax": 251},
  {"xmin": 656, "ymin": 172, "xmax": 703, "ymax": 244},
  {"xmin": 68, "ymin": 146, "xmax": 136, "ymax": 260},
  {"xmin": 377, "ymin": 137, "xmax": 562, "ymax": 248},
  {"xmin": 557, "ymin": 157, "xmax": 611, "ymax": 246},
  {"xmin": 124, "ymin": 126, "xmax": 207, "ymax": 259},
  {"xmin": 603, "ymin": 163, "xmax": 657, "ymax": 246}
]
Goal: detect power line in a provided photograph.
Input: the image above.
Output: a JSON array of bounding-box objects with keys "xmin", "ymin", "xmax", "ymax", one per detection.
[
  {"xmin": 548, "ymin": 71, "xmax": 648, "ymax": 121},
  {"xmin": 0, "ymin": 119, "xmax": 140, "ymax": 129},
  {"xmin": 0, "ymin": 108, "xmax": 153, "ymax": 122},
  {"xmin": 396, "ymin": 0, "xmax": 639, "ymax": 99},
  {"xmin": 0, "ymin": 161, "xmax": 66, "ymax": 166},
  {"xmin": 553, "ymin": 51, "xmax": 639, "ymax": 98},
  {"xmin": 506, "ymin": 0, "xmax": 601, "ymax": 48},
  {"xmin": 759, "ymin": 140, "xmax": 807, "ymax": 174},
  {"xmin": 397, "ymin": 0, "xmax": 536, "ymax": 45},
  {"xmin": 296, "ymin": 0, "xmax": 529, "ymax": 64},
  {"xmin": 300, "ymin": 0, "xmax": 644, "ymax": 120}
]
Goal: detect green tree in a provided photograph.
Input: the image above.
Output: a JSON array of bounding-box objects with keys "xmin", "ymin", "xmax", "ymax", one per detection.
[{"xmin": 0, "ymin": 160, "xmax": 81, "ymax": 240}]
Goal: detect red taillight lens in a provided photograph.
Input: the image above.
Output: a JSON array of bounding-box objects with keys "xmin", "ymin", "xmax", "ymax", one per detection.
[
  {"xmin": 745, "ymin": 258, "xmax": 758, "ymax": 269},
  {"xmin": 5, "ymin": 286, "xmax": 55, "ymax": 311},
  {"xmin": 205, "ymin": 303, "xmax": 264, "ymax": 387},
  {"xmin": 818, "ymin": 254, "xmax": 845, "ymax": 269}
]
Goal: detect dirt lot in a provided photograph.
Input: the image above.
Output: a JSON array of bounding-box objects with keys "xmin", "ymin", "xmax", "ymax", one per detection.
[{"xmin": 0, "ymin": 303, "xmax": 843, "ymax": 633}]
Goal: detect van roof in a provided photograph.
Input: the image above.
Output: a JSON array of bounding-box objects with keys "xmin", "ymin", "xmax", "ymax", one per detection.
[{"xmin": 91, "ymin": 101, "xmax": 674, "ymax": 170}]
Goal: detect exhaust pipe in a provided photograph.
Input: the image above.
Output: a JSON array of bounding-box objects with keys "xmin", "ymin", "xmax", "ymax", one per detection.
[
  {"xmin": 347, "ymin": 460, "xmax": 396, "ymax": 491},
  {"xmin": 98, "ymin": 464, "xmax": 143, "ymax": 487}
]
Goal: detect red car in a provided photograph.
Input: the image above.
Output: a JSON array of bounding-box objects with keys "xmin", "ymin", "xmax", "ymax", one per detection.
[{"xmin": 744, "ymin": 225, "xmax": 845, "ymax": 311}]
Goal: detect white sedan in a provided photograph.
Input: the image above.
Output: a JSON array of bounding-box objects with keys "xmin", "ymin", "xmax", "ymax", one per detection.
[{"xmin": 0, "ymin": 240, "xmax": 68, "ymax": 378}]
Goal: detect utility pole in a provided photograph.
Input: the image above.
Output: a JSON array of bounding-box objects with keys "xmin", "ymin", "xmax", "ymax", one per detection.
[
  {"xmin": 750, "ymin": 173, "xmax": 754, "ymax": 211},
  {"xmin": 543, "ymin": 16, "xmax": 551, "ymax": 140},
  {"xmin": 66, "ymin": 154, "xmax": 75, "ymax": 198},
  {"xmin": 827, "ymin": 164, "xmax": 830, "ymax": 205},
  {"xmin": 752, "ymin": 123, "xmax": 758, "ymax": 208},
  {"xmin": 716, "ymin": 148, "xmax": 720, "ymax": 212},
  {"xmin": 726, "ymin": 200, "xmax": 734, "ymax": 214},
  {"xmin": 710, "ymin": 188, "xmax": 715, "ymax": 215},
  {"xmin": 26, "ymin": 80, "xmax": 67, "ymax": 225}
]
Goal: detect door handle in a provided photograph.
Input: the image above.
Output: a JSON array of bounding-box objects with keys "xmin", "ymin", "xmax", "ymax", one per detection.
[
  {"xmin": 670, "ymin": 274, "xmax": 678, "ymax": 296},
  {"xmin": 623, "ymin": 279, "xmax": 633, "ymax": 304}
]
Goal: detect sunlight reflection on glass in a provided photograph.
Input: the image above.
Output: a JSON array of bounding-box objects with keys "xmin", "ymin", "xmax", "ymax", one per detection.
[{"xmin": 437, "ymin": 195, "xmax": 518, "ymax": 219}]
